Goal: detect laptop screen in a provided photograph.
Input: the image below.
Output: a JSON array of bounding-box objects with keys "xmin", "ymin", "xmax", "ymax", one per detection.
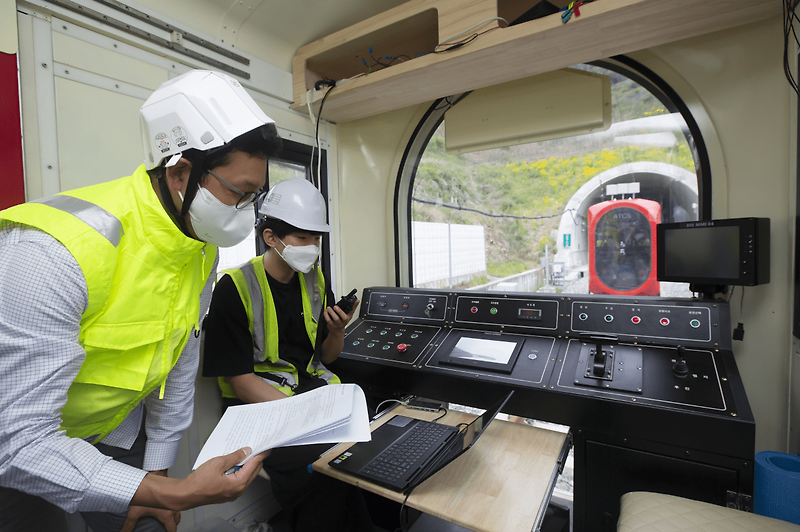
[
  {"xmin": 406, "ymin": 389, "xmax": 515, "ymax": 492},
  {"xmin": 458, "ymin": 389, "xmax": 514, "ymax": 453}
]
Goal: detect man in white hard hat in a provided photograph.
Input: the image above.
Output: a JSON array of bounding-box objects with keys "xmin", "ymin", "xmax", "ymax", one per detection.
[
  {"xmin": 203, "ymin": 178, "xmax": 373, "ymax": 531},
  {"xmin": 0, "ymin": 70, "xmax": 280, "ymax": 532}
]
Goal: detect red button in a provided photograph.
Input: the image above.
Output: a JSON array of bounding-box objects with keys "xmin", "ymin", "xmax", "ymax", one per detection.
[
  {"xmin": 631, "ymin": 316, "xmax": 641, "ymax": 324},
  {"xmin": 660, "ymin": 317, "xmax": 670, "ymax": 326},
  {"xmin": 397, "ymin": 344, "xmax": 408, "ymax": 352},
  {"xmin": 471, "ymin": 307, "xmax": 478, "ymax": 313}
]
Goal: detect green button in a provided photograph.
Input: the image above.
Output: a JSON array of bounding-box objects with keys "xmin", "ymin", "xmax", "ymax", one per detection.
[{"xmin": 490, "ymin": 308, "xmax": 498, "ymax": 315}]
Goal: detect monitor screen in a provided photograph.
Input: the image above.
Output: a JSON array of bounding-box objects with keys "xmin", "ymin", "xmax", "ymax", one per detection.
[
  {"xmin": 449, "ymin": 337, "xmax": 518, "ymax": 364},
  {"xmin": 439, "ymin": 333, "xmax": 524, "ymax": 374},
  {"xmin": 661, "ymin": 225, "xmax": 739, "ymax": 280},
  {"xmin": 657, "ymin": 218, "xmax": 769, "ymax": 287}
]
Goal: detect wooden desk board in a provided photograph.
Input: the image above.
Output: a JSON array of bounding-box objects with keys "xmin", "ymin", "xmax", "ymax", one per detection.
[{"xmin": 313, "ymin": 405, "xmax": 569, "ymax": 532}]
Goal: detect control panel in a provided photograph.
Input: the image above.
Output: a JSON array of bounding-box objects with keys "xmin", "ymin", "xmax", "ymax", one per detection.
[
  {"xmin": 454, "ymin": 295, "xmax": 559, "ymax": 331},
  {"xmin": 338, "ymin": 287, "xmax": 743, "ymax": 420},
  {"xmin": 342, "ymin": 321, "xmax": 441, "ymax": 366},
  {"xmin": 335, "ymin": 287, "xmax": 754, "ymax": 532},
  {"xmin": 571, "ymin": 301, "xmax": 712, "ymax": 342},
  {"xmin": 366, "ymin": 290, "xmax": 447, "ymax": 322}
]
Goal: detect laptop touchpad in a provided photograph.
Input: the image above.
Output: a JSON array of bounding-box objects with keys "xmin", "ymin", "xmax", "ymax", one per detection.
[{"xmin": 387, "ymin": 416, "xmax": 415, "ymax": 428}]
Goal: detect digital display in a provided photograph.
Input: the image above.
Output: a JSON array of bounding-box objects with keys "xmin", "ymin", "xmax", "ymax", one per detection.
[
  {"xmin": 663, "ymin": 225, "xmax": 739, "ymax": 279},
  {"xmin": 518, "ymin": 308, "xmax": 542, "ymax": 320},
  {"xmin": 657, "ymin": 217, "xmax": 769, "ymax": 287},
  {"xmin": 450, "ymin": 337, "xmax": 518, "ymax": 364}
]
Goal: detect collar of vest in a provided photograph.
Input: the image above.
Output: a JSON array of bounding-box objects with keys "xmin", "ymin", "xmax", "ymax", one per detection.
[{"xmin": 129, "ymin": 164, "xmax": 217, "ymax": 266}]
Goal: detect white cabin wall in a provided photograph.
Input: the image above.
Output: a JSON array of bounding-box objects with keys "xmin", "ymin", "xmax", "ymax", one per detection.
[
  {"xmin": 630, "ymin": 17, "xmax": 793, "ymax": 454},
  {"xmin": 129, "ymin": 0, "xmax": 298, "ymax": 72},
  {"xmin": 336, "ymin": 105, "xmax": 429, "ymax": 288}
]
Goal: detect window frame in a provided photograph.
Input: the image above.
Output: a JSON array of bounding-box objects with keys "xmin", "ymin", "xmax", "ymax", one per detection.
[
  {"xmin": 255, "ymin": 139, "xmax": 332, "ymax": 280},
  {"xmin": 393, "ymin": 55, "xmax": 712, "ymax": 290}
]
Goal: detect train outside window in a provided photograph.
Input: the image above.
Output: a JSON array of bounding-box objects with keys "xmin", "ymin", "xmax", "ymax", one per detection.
[{"xmin": 407, "ymin": 61, "xmax": 705, "ymax": 298}]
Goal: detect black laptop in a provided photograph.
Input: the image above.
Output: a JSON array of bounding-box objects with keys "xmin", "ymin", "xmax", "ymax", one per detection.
[{"xmin": 329, "ymin": 390, "xmax": 514, "ymax": 493}]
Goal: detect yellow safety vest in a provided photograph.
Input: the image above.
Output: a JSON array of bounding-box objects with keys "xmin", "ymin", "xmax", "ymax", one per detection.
[
  {"xmin": 0, "ymin": 165, "xmax": 216, "ymax": 442},
  {"xmin": 217, "ymin": 256, "xmax": 340, "ymax": 398}
]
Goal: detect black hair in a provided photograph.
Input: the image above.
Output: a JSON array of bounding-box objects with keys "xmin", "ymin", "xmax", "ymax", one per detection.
[
  {"xmin": 258, "ymin": 216, "xmax": 322, "ymax": 249},
  {"xmin": 146, "ymin": 122, "xmax": 282, "ymax": 181}
]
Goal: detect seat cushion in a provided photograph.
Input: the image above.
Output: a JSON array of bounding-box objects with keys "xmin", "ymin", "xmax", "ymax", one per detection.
[{"xmin": 618, "ymin": 492, "xmax": 800, "ymax": 532}]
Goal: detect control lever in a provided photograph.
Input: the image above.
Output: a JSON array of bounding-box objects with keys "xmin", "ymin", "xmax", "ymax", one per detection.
[
  {"xmin": 592, "ymin": 344, "xmax": 607, "ymax": 377},
  {"xmin": 672, "ymin": 345, "xmax": 689, "ymax": 378},
  {"xmin": 580, "ymin": 333, "xmax": 618, "ymax": 381}
]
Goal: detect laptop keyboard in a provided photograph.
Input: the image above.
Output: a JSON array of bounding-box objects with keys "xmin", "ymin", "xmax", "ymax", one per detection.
[{"xmin": 360, "ymin": 422, "xmax": 453, "ymax": 483}]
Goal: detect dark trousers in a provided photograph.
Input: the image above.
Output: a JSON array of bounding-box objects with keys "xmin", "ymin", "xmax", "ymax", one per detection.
[
  {"xmin": 264, "ymin": 445, "xmax": 374, "ymax": 532},
  {"xmin": 0, "ymin": 486, "xmax": 70, "ymax": 532}
]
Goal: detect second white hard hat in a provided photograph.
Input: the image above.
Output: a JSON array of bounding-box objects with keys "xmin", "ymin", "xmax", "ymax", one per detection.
[
  {"xmin": 139, "ymin": 70, "xmax": 275, "ymax": 169},
  {"xmin": 259, "ymin": 178, "xmax": 331, "ymax": 233}
]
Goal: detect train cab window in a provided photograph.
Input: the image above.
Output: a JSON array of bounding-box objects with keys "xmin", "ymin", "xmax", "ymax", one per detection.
[{"xmin": 400, "ymin": 59, "xmax": 710, "ymax": 298}]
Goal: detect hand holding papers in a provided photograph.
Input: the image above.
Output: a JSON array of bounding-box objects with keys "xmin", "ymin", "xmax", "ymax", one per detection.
[{"xmin": 193, "ymin": 383, "xmax": 371, "ymax": 470}]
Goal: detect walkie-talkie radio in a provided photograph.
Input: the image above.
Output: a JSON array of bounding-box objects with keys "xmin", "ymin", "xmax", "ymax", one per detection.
[{"xmin": 335, "ymin": 289, "xmax": 358, "ymax": 314}]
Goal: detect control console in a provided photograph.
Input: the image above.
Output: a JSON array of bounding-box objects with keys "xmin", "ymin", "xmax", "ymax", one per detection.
[
  {"xmin": 332, "ymin": 287, "xmax": 754, "ymax": 532},
  {"xmin": 334, "ymin": 287, "xmax": 751, "ymax": 454}
]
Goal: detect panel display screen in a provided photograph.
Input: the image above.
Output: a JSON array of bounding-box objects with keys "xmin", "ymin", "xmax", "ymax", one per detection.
[
  {"xmin": 662, "ymin": 225, "xmax": 739, "ymax": 280},
  {"xmin": 440, "ymin": 333, "xmax": 524, "ymax": 374},
  {"xmin": 450, "ymin": 337, "xmax": 518, "ymax": 364}
]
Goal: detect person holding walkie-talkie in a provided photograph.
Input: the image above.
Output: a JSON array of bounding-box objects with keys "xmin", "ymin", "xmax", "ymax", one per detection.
[{"xmin": 202, "ymin": 177, "xmax": 371, "ymax": 532}]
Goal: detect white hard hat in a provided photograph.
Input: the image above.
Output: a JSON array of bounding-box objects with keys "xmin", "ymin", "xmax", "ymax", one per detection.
[
  {"xmin": 259, "ymin": 178, "xmax": 331, "ymax": 233},
  {"xmin": 140, "ymin": 70, "xmax": 275, "ymax": 169}
]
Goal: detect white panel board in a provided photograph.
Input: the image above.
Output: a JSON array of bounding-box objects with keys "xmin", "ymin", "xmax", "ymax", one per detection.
[
  {"xmin": 445, "ymin": 68, "xmax": 611, "ymax": 154},
  {"xmin": 52, "ymin": 30, "xmax": 168, "ymax": 90},
  {"xmin": 55, "ymin": 76, "xmax": 149, "ymax": 190}
]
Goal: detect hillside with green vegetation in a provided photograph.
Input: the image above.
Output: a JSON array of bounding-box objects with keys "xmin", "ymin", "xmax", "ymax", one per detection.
[{"xmin": 411, "ymin": 68, "xmax": 696, "ymax": 284}]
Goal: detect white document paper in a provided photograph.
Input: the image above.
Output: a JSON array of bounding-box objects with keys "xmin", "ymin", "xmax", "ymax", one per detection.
[{"xmin": 193, "ymin": 383, "xmax": 371, "ymax": 470}]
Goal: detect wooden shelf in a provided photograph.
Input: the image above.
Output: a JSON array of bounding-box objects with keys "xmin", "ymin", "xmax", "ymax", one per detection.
[{"xmin": 291, "ymin": 0, "xmax": 781, "ymax": 123}]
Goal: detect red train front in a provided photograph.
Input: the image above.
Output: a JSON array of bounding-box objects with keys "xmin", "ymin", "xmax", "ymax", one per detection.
[{"xmin": 588, "ymin": 198, "xmax": 661, "ymax": 296}]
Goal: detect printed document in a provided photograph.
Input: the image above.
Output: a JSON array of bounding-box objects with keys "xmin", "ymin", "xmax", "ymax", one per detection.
[{"xmin": 193, "ymin": 383, "xmax": 371, "ymax": 470}]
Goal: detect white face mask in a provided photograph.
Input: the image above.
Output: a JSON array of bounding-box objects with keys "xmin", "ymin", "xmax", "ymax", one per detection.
[
  {"xmin": 179, "ymin": 186, "xmax": 253, "ymax": 248},
  {"xmin": 276, "ymin": 237, "xmax": 320, "ymax": 273}
]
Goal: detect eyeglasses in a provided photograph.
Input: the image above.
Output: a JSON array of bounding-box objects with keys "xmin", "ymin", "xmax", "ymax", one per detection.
[{"xmin": 206, "ymin": 168, "xmax": 262, "ymax": 210}]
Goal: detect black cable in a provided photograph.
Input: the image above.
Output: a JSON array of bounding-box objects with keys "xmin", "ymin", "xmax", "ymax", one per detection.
[
  {"xmin": 413, "ymin": 195, "xmax": 576, "ymax": 221},
  {"xmin": 784, "ymin": 0, "xmax": 800, "ymax": 94},
  {"xmin": 430, "ymin": 407, "xmax": 448, "ymax": 422},
  {"xmin": 431, "ymin": 95, "xmax": 456, "ymax": 111},
  {"xmin": 433, "ymin": 33, "xmax": 479, "ymax": 53},
  {"xmin": 311, "ymin": 83, "xmax": 335, "ymax": 187},
  {"xmin": 432, "ymin": 24, "xmax": 505, "ymax": 54},
  {"xmin": 396, "ymin": 492, "xmax": 412, "ymax": 532}
]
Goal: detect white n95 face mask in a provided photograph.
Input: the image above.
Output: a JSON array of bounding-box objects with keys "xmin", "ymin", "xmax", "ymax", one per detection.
[
  {"xmin": 180, "ymin": 186, "xmax": 254, "ymax": 247},
  {"xmin": 277, "ymin": 238, "xmax": 320, "ymax": 273}
]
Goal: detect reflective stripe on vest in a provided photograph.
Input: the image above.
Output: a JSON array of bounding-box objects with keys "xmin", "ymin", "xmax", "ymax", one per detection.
[
  {"xmin": 218, "ymin": 257, "xmax": 339, "ymax": 397},
  {"xmin": 0, "ymin": 166, "xmax": 216, "ymax": 441},
  {"xmin": 31, "ymin": 195, "xmax": 124, "ymax": 247},
  {"xmin": 239, "ymin": 260, "xmax": 267, "ymax": 361}
]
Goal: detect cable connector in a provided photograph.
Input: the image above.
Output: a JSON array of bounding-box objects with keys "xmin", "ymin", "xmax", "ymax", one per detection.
[
  {"xmin": 733, "ymin": 322, "xmax": 745, "ymax": 341},
  {"xmin": 314, "ymin": 79, "xmax": 336, "ymax": 91}
]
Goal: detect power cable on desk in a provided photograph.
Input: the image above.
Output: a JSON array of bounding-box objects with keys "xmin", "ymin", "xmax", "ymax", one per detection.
[
  {"xmin": 375, "ymin": 398, "xmax": 449, "ymax": 420},
  {"xmin": 375, "ymin": 398, "xmax": 404, "ymax": 417}
]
